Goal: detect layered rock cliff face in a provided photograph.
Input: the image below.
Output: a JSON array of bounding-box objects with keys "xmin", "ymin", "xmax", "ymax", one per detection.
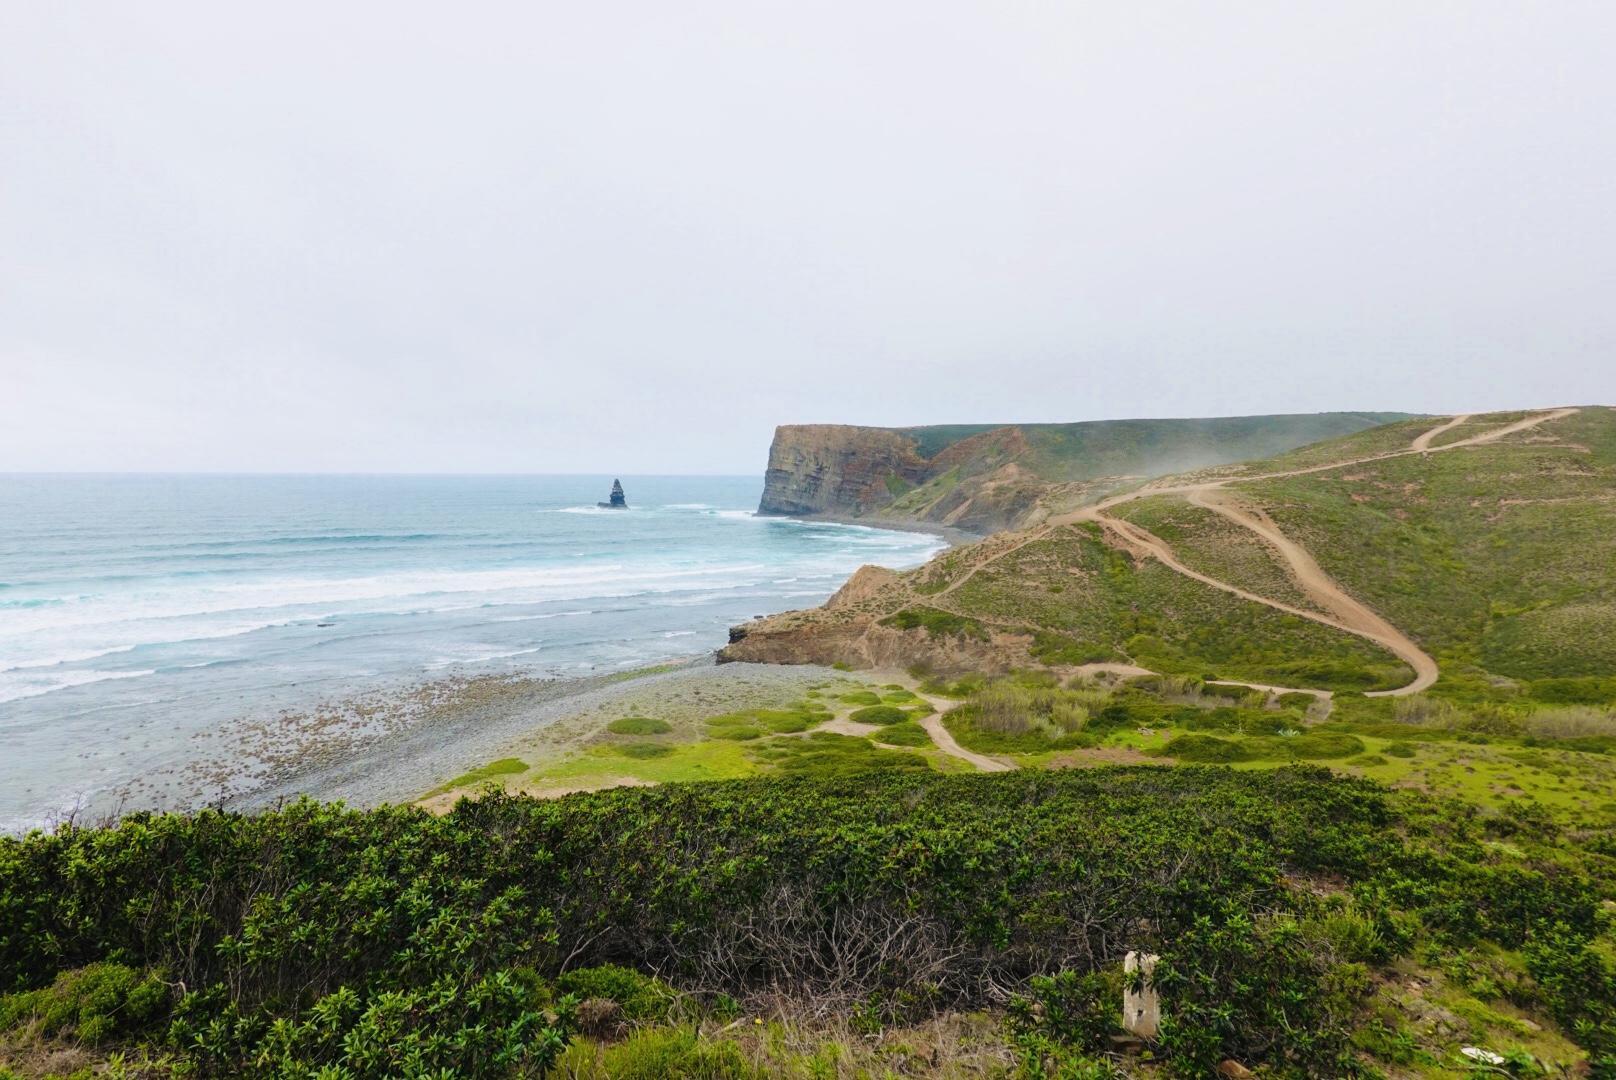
[
  {"xmin": 756, "ymin": 413, "xmax": 1414, "ymax": 537},
  {"xmin": 758, "ymin": 425, "xmax": 930, "ymax": 517}
]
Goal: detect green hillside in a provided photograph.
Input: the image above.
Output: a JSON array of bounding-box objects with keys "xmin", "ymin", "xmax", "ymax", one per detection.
[
  {"xmin": 732, "ymin": 406, "xmax": 1616, "ymax": 702},
  {"xmin": 761, "ymin": 411, "xmax": 1414, "ymax": 534}
]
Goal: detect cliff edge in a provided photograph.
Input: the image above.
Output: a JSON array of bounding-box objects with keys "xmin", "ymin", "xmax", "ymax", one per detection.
[{"xmin": 756, "ymin": 412, "xmax": 1413, "ymax": 536}]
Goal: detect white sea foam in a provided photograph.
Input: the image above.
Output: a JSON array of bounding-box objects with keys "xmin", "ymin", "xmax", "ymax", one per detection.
[{"xmin": 0, "ymin": 668, "xmax": 158, "ymax": 706}]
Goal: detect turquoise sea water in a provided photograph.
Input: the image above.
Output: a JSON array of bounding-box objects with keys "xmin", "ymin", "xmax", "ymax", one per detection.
[{"xmin": 0, "ymin": 475, "xmax": 944, "ymax": 828}]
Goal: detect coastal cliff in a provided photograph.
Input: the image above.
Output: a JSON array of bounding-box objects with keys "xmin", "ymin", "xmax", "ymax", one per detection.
[
  {"xmin": 758, "ymin": 425, "xmax": 931, "ymax": 517},
  {"xmin": 755, "ymin": 412, "xmax": 1414, "ymax": 537}
]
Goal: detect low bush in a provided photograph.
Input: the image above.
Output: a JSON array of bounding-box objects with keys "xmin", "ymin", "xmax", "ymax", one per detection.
[
  {"xmin": 705, "ymin": 722, "xmax": 763, "ymax": 741},
  {"xmin": 0, "ymin": 962, "xmax": 168, "ymax": 1044},
  {"xmin": 871, "ymin": 721, "xmax": 931, "ymax": 747},
  {"xmin": 1028, "ymin": 631, "xmax": 1119, "ymax": 667},
  {"xmin": 849, "ymin": 705, "xmax": 907, "ymax": 725},
  {"xmin": 2, "ymin": 767, "xmax": 1609, "ymax": 1076},
  {"xmin": 561, "ymin": 1027, "xmax": 749, "ymax": 1079},
  {"xmin": 554, "ymin": 965, "xmax": 676, "ymax": 1022},
  {"xmin": 879, "ymin": 607, "xmax": 989, "ymax": 641},
  {"xmin": 1524, "ymin": 705, "xmax": 1616, "ymax": 740},
  {"xmin": 1159, "ymin": 734, "xmax": 1253, "ymax": 762},
  {"xmin": 607, "ymin": 716, "xmax": 672, "ymax": 736},
  {"xmin": 1529, "ymin": 676, "xmax": 1616, "ymax": 706},
  {"xmin": 441, "ymin": 758, "xmax": 529, "ymax": 790}
]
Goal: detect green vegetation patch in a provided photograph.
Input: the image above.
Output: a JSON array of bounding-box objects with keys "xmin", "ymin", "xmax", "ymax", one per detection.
[
  {"xmin": 437, "ymin": 757, "xmax": 529, "ymax": 793},
  {"xmin": 0, "ymin": 962, "xmax": 167, "ymax": 1044},
  {"xmin": 554, "ymin": 964, "xmax": 677, "ymax": 1022},
  {"xmin": 940, "ymin": 525, "xmax": 1412, "ymax": 691},
  {"xmin": 607, "ymin": 716, "xmax": 673, "ymax": 735},
  {"xmin": 848, "ymin": 704, "xmax": 908, "ymax": 726},
  {"xmin": 748, "ymin": 732, "xmax": 934, "ymax": 778},
  {"xmin": 870, "ymin": 720, "xmax": 932, "ymax": 747},
  {"xmin": 614, "ymin": 742, "xmax": 673, "ymax": 759},
  {"xmin": 878, "ymin": 607, "xmax": 989, "ymax": 641},
  {"xmin": 1, "ymin": 766, "xmax": 1610, "ymax": 1076},
  {"xmin": 945, "ymin": 679, "xmax": 1096, "ymax": 753}
]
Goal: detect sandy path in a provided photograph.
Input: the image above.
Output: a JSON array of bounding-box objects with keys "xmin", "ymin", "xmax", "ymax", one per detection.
[
  {"xmin": 969, "ymin": 409, "xmax": 1579, "ymax": 698},
  {"xmin": 1410, "ymin": 414, "xmax": 1471, "ymax": 452},
  {"xmin": 1187, "ymin": 488, "xmax": 1438, "ymax": 695},
  {"xmin": 914, "ymin": 691, "xmax": 1014, "ymax": 772}
]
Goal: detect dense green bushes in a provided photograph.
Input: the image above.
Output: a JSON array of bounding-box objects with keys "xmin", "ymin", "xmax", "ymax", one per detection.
[
  {"xmin": 2, "ymin": 767, "xmax": 1611, "ymax": 1076},
  {"xmin": 878, "ymin": 606, "xmax": 989, "ymax": 641},
  {"xmin": 0, "ymin": 962, "xmax": 167, "ymax": 1044}
]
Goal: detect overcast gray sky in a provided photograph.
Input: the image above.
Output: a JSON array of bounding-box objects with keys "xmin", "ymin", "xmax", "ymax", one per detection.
[{"xmin": 2, "ymin": 2, "xmax": 1611, "ymax": 473}]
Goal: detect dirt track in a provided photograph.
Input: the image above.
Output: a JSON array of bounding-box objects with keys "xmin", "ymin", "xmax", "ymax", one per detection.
[
  {"xmin": 914, "ymin": 408, "xmax": 1578, "ymax": 703},
  {"xmin": 1055, "ymin": 408, "xmax": 1577, "ymax": 696}
]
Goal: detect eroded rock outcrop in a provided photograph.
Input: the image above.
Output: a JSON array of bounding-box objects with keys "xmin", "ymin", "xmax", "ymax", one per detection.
[{"xmin": 758, "ymin": 425, "xmax": 930, "ymax": 517}]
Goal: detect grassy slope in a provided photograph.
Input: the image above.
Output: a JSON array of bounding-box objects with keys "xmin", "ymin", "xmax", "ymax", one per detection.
[
  {"xmin": 764, "ymin": 406, "xmax": 1614, "ymax": 697},
  {"xmin": 894, "ymin": 412, "xmax": 1414, "ymax": 483},
  {"xmin": 934, "ymin": 523, "xmax": 1413, "ymax": 690},
  {"xmin": 846, "ymin": 412, "xmax": 1415, "ymax": 533},
  {"xmin": 1244, "ymin": 406, "xmax": 1616, "ymax": 680}
]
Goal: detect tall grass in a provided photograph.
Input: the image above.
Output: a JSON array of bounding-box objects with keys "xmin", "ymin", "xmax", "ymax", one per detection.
[
  {"xmin": 1523, "ymin": 706, "xmax": 1616, "ymax": 740},
  {"xmin": 966, "ymin": 683, "xmax": 1089, "ymax": 739}
]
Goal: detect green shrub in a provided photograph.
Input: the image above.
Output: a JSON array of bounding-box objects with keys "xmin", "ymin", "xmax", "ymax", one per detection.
[
  {"xmin": 590, "ymin": 1027, "xmax": 749, "ymax": 1078},
  {"xmin": 2, "ymin": 767, "xmax": 1609, "ymax": 1076},
  {"xmin": 1283, "ymin": 732, "xmax": 1366, "ymax": 760},
  {"xmin": 749, "ymin": 733, "xmax": 933, "ymax": 779},
  {"xmin": 1384, "ymin": 743, "xmax": 1417, "ymax": 758},
  {"xmin": 838, "ymin": 690, "xmax": 883, "ymax": 706},
  {"xmin": 608, "ymin": 716, "xmax": 673, "ymax": 736},
  {"xmin": 1159, "ymin": 734, "xmax": 1253, "ymax": 762},
  {"xmin": 849, "ymin": 705, "xmax": 908, "ymax": 726},
  {"xmin": 872, "ymin": 721, "xmax": 931, "ymax": 747},
  {"xmin": 0, "ymin": 963, "xmax": 168, "ymax": 1043},
  {"xmin": 555, "ymin": 964, "xmax": 676, "ymax": 1022},
  {"xmin": 1529, "ymin": 676, "xmax": 1616, "ymax": 706},
  {"xmin": 174, "ymin": 969, "xmax": 571, "ymax": 1078},
  {"xmin": 879, "ymin": 607, "xmax": 989, "ymax": 641},
  {"xmin": 918, "ymin": 673, "xmax": 988, "ymax": 698},
  {"xmin": 1028, "ymin": 631, "xmax": 1119, "ymax": 667},
  {"xmin": 752, "ymin": 708, "xmax": 819, "ymax": 734},
  {"xmin": 442, "ymin": 757, "xmax": 529, "ymax": 790},
  {"xmin": 1239, "ymin": 712, "xmax": 1293, "ymax": 736},
  {"xmin": 1010, "ymin": 968, "xmax": 1121, "ymax": 1053},
  {"xmin": 705, "ymin": 721, "xmax": 764, "ymax": 740}
]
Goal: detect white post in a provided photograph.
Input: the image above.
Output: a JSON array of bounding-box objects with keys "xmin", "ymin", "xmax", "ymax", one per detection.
[{"xmin": 1123, "ymin": 951, "xmax": 1160, "ymax": 1039}]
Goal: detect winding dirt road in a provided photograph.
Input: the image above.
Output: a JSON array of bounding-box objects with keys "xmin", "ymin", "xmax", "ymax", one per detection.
[
  {"xmin": 1186, "ymin": 488, "xmax": 1438, "ymax": 695},
  {"xmin": 913, "ymin": 693, "xmax": 1014, "ymax": 772},
  {"xmin": 914, "ymin": 408, "xmax": 1577, "ymax": 705},
  {"xmin": 1053, "ymin": 408, "xmax": 1576, "ymax": 696}
]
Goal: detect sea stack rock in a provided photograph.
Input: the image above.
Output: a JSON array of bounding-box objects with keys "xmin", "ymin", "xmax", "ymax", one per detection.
[{"xmin": 598, "ymin": 479, "xmax": 627, "ymax": 509}]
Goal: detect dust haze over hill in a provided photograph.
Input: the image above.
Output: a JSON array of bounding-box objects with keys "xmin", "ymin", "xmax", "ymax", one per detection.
[
  {"xmin": 758, "ymin": 411, "xmax": 1413, "ymax": 534},
  {"xmin": 731, "ymin": 407, "xmax": 1616, "ymax": 696}
]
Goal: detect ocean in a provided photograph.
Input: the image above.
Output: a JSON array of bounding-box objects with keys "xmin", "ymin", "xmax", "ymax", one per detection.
[{"xmin": 0, "ymin": 474, "xmax": 945, "ymax": 829}]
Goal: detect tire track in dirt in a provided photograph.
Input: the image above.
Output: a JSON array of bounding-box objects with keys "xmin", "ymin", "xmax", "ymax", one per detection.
[{"xmin": 1041, "ymin": 409, "xmax": 1576, "ymax": 697}]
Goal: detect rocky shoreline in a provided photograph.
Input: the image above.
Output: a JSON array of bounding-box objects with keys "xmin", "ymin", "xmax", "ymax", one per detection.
[{"xmin": 100, "ymin": 658, "xmax": 848, "ymax": 817}]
